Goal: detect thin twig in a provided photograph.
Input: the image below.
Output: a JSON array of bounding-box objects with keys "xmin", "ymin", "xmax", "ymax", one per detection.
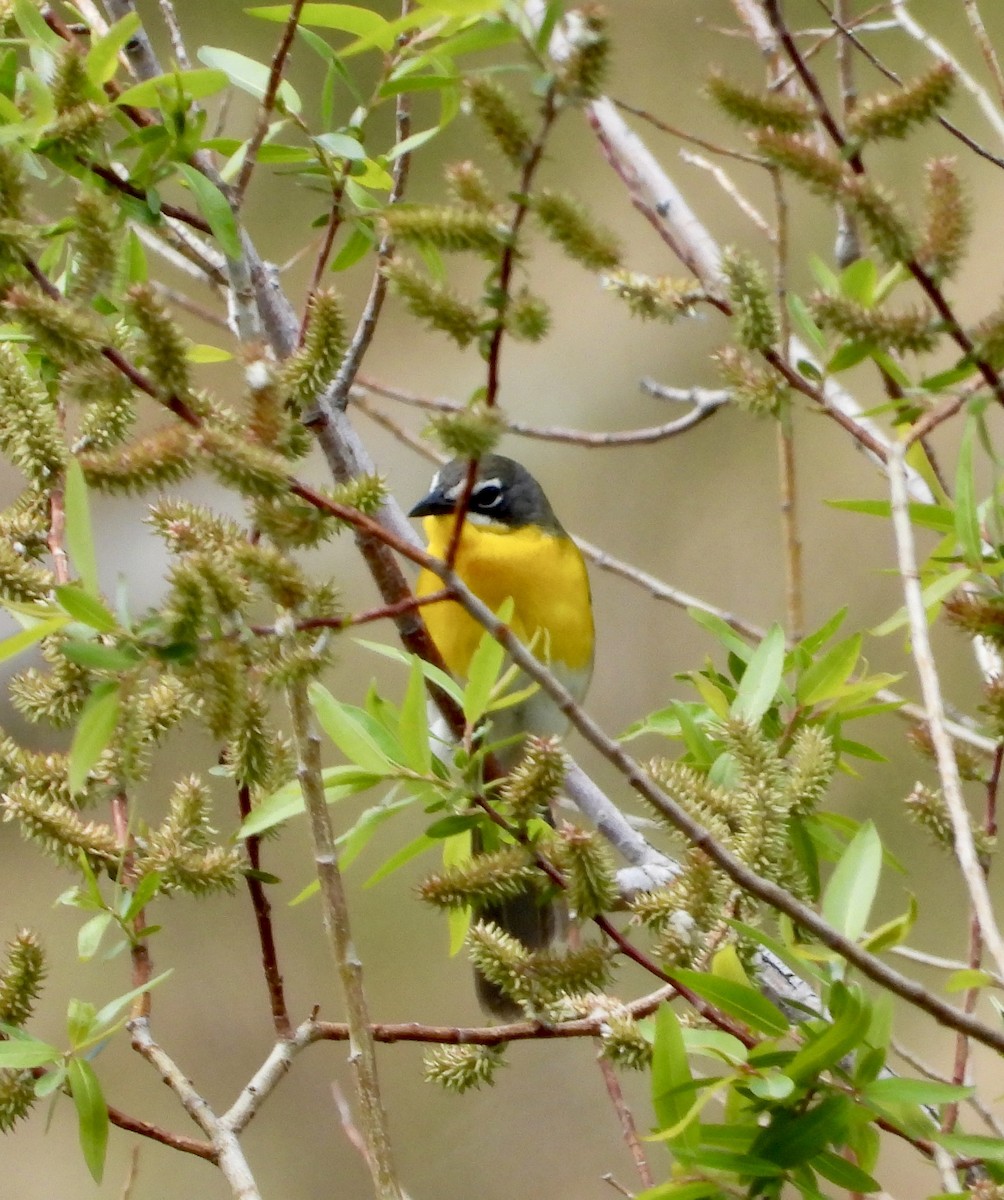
[
  {"xmin": 887, "ymin": 442, "xmax": 1004, "ymax": 985},
  {"xmin": 679, "ymin": 149, "xmax": 776, "ymax": 240},
  {"xmin": 285, "ymin": 679, "xmax": 405, "ymax": 1200},
  {"xmin": 814, "ymin": 0, "xmax": 1004, "ymax": 170},
  {"xmin": 236, "ymin": 783, "xmax": 291, "ymax": 1039},
  {"xmin": 107, "ymin": 1104, "xmax": 215, "ymax": 1161},
  {"xmin": 484, "ymin": 83, "xmax": 559, "ymax": 409},
  {"xmin": 961, "ymin": 0, "xmax": 1004, "ymax": 110},
  {"xmin": 765, "ymin": 0, "xmax": 1004, "ymax": 409},
  {"xmin": 156, "ymin": 0, "xmax": 191, "ymax": 68},
  {"xmin": 942, "ymin": 738, "xmax": 1002, "ymax": 1135},
  {"xmin": 595, "ymin": 1050, "xmax": 654, "ymax": 1188},
  {"xmin": 358, "ymin": 376, "xmax": 729, "ymax": 444},
  {"xmin": 234, "ymin": 0, "xmax": 307, "ymax": 204},
  {"xmin": 129, "ymin": 1018, "xmax": 262, "ymax": 1199},
  {"xmin": 891, "ymin": 0, "xmax": 1004, "ymax": 147}
]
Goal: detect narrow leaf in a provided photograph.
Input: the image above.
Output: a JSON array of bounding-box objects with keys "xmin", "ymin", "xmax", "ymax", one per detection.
[
  {"xmin": 821, "ymin": 820, "xmax": 882, "ymax": 940},
  {"xmin": 796, "ymin": 634, "xmax": 861, "ymax": 706},
  {"xmin": 954, "ymin": 416, "xmax": 982, "ymax": 567},
  {"xmin": 197, "ymin": 46, "xmax": 301, "ymax": 111},
  {"xmin": 64, "ymin": 458, "xmax": 99, "ymax": 596},
  {"xmin": 671, "ymin": 969, "xmax": 789, "ymax": 1036},
  {"xmin": 68, "ymin": 682, "xmax": 120, "ymax": 795},
  {"xmin": 85, "ymin": 12, "xmax": 140, "ymax": 84},
  {"xmin": 399, "ymin": 656, "xmax": 431, "ymax": 773},
  {"xmin": 55, "ymin": 585, "xmax": 118, "ymax": 633},
  {"xmin": 308, "ymin": 682, "xmax": 393, "ymax": 774},
  {"xmin": 76, "ymin": 912, "xmax": 113, "ymax": 962},
  {"xmin": 651, "ymin": 1003, "xmax": 699, "ymax": 1152},
  {"xmin": 68, "ymin": 1058, "xmax": 108, "ymax": 1183},
  {"xmin": 0, "ymin": 616, "xmax": 69, "ymax": 664},
  {"xmin": 0, "ymin": 1039, "xmax": 60, "ymax": 1067},
  {"xmin": 177, "ymin": 165, "xmax": 242, "ymax": 259},
  {"xmin": 731, "ymin": 623, "xmax": 786, "ymax": 723}
]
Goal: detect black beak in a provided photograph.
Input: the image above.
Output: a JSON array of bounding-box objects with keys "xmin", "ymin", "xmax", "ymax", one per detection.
[{"xmin": 408, "ymin": 489, "xmax": 455, "ymax": 518}]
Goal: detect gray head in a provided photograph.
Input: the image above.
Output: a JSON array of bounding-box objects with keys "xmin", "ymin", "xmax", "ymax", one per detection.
[{"xmin": 409, "ymin": 455, "xmax": 564, "ymax": 533}]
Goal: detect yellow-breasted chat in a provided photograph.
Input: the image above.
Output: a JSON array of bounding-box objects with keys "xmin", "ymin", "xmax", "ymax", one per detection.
[{"xmin": 409, "ymin": 454, "xmax": 594, "ymax": 1016}]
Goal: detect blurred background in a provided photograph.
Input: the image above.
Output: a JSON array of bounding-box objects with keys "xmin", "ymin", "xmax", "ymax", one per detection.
[{"xmin": 4, "ymin": 0, "xmax": 1004, "ymax": 1196}]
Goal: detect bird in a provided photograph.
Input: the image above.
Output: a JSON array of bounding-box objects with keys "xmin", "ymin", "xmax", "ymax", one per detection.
[{"xmin": 409, "ymin": 454, "xmax": 594, "ymax": 1017}]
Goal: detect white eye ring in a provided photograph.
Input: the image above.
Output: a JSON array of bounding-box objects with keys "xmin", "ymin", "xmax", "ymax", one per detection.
[{"xmin": 473, "ymin": 480, "xmax": 504, "ymax": 508}]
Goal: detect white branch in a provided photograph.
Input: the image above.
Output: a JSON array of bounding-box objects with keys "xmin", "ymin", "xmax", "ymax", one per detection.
[{"xmin": 887, "ymin": 443, "xmax": 1004, "ymax": 981}]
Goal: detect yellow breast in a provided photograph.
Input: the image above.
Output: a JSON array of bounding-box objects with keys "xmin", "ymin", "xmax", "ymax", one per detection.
[{"xmin": 416, "ymin": 515, "xmax": 594, "ymax": 685}]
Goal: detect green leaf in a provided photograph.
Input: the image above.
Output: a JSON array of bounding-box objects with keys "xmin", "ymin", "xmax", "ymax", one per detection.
[
  {"xmin": 687, "ymin": 607, "xmax": 754, "ymax": 660},
  {"xmin": 786, "ymin": 991, "xmax": 871, "ymax": 1084},
  {"xmin": 68, "ymin": 1058, "xmax": 108, "ymax": 1183},
  {"xmin": 650, "ymin": 1003, "xmax": 699, "ymax": 1152},
  {"xmin": 65, "ymin": 458, "xmax": 99, "ymax": 596},
  {"xmin": 796, "ymin": 633, "xmax": 861, "ymax": 706},
  {"xmin": 239, "ymin": 766, "xmax": 382, "ymax": 837},
  {"xmin": 871, "ymin": 566, "xmax": 971, "ymax": 636},
  {"xmin": 309, "ymin": 682, "xmax": 393, "ymax": 774},
  {"xmin": 55, "ymin": 584, "xmax": 118, "ymax": 633},
  {"xmin": 788, "ymin": 294, "xmax": 826, "ymax": 354},
  {"xmin": 0, "ymin": 1038, "xmax": 59, "ymax": 1068},
  {"xmin": 364, "ymin": 832, "xmax": 436, "ymax": 887},
  {"xmin": 67, "ymin": 998, "xmax": 98, "ymax": 1048},
  {"xmin": 812, "ymin": 1149, "xmax": 880, "ymax": 1193},
  {"xmin": 826, "ymin": 497, "xmax": 954, "ymax": 533},
  {"xmin": 0, "ymin": 615, "xmax": 70, "ymax": 664},
  {"xmin": 68, "ymin": 682, "xmax": 121, "ymax": 795},
  {"xmin": 752, "ymin": 1095, "xmax": 850, "ymax": 1168},
  {"xmin": 313, "ymin": 131, "xmax": 367, "ymax": 159},
  {"xmin": 821, "ymin": 819, "xmax": 881, "ymax": 940},
  {"xmin": 827, "ymin": 340, "xmax": 871, "ymax": 373},
  {"xmin": 860, "ymin": 894, "xmax": 917, "ymax": 952},
  {"xmin": 955, "ymin": 416, "xmax": 983, "ymax": 567},
  {"xmin": 338, "ymin": 793, "xmax": 414, "ymax": 869},
  {"xmin": 634, "ymin": 1184, "xmax": 724, "ymax": 1200},
  {"xmin": 92, "ymin": 976, "xmax": 170, "ymax": 1034},
  {"xmin": 13, "ymin": 0, "xmax": 62, "ymax": 49},
  {"xmin": 946, "ymin": 967, "xmax": 995, "ymax": 992},
  {"xmin": 937, "ymin": 1132, "xmax": 1004, "ymax": 1162},
  {"xmin": 115, "ymin": 68, "xmax": 229, "ymax": 109},
  {"xmin": 196, "ymin": 46, "xmax": 302, "ymax": 112},
  {"xmin": 463, "ymin": 608, "xmax": 509, "ymax": 726},
  {"xmin": 331, "ymin": 222, "xmax": 377, "ymax": 271},
  {"xmin": 177, "ymin": 165, "xmax": 242, "ymax": 259},
  {"xmin": 85, "ymin": 12, "xmax": 141, "ymax": 85},
  {"xmin": 77, "ymin": 912, "xmax": 113, "ymax": 962},
  {"xmin": 863, "ymin": 1078, "xmax": 973, "ymax": 1106},
  {"xmin": 186, "ymin": 343, "xmax": 233, "ymax": 363},
  {"xmin": 355, "ymin": 638, "xmax": 464, "ymax": 706},
  {"xmin": 671, "ymin": 969, "xmax": 789, "ymax": 1036},
  {"xmin": 679, "ymin": 1027, "xmax": 749, "ymax": 1066},
  {"xmin": 60, "ymin": 641, "xmax": 140, "ymax": 672},
  {"xmin": 731, "ymin": 623, "xmax": 785, "ymax": 723},
  {"xmin": 123, "ymin": 871, "xmax": 164, "ymax": 920},
  {"xmin": 249, "ymin": 3, "xmax": 394, "ymax": 45},
  {"xmin": 840, "ymin": 257, "xmax": 877, "ymax": 304},
  {"xmin": 747, "ymin": 1070, "xmax": 795, "ymax": 1100},
  {"xmin": 399, "ymin": 656, "xmax": 431, "ymax": 773}
]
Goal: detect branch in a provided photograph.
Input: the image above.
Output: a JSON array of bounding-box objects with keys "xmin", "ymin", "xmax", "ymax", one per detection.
[
  {"xmin": 887, "ymin": 442, "xmax": 1004, "ymax": 985},
  {"xmin": 285, "ymin": 679, "xmax": 405, "ymax": 1200},
  {"xmin": 357, "ymin": 376, "xmax": 729, "ymax": 444},
  {"xmin": 234, "ymin": 0, "xmax": 307, "ymax": 203},
  {"xmin": 129, "ymin": 1018, "xmax": 262, "ymax": 1200}
]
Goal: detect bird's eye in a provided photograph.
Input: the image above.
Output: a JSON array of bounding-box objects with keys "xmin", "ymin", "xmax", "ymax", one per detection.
[{"xmin": 473, "ymin": 482, "xmax": 503, "ymax": 509}]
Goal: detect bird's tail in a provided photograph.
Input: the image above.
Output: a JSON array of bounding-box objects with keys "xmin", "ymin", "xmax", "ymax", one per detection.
[{"xmin": 470, "ymin": 822, "xmax": 561, "ymax": 1020}]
